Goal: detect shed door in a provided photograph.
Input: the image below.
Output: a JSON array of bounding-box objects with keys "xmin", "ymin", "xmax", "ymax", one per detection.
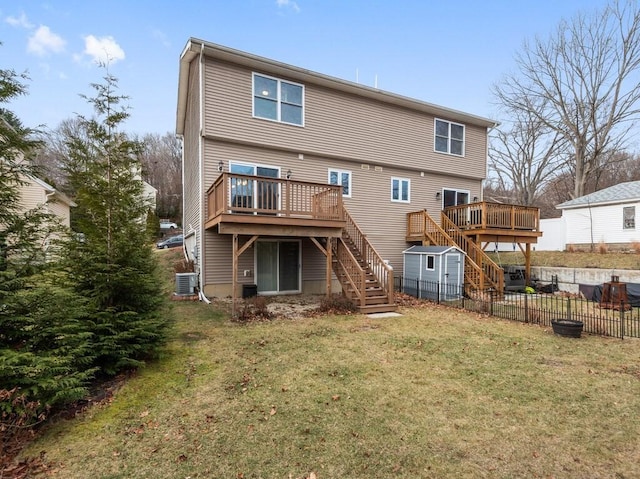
[{"xmin": 443, "ymin": 253, "xmax": 462, "ymax": 299}]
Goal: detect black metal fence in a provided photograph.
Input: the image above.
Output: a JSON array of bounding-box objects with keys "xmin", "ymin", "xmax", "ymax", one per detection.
[{"xmin": 394, "ymin": 276, "xmax": 640, "ymax": 339}]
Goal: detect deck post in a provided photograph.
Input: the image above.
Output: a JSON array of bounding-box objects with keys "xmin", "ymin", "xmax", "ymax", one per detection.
[
  {"xmin": 525, "ymin": 242, "xmax": 531, "ymax": 286},
  {"xmin": 326, "ymin": 237, "xmax": 333, "ymax": 298},
  {"xmin": 232, "ymin": 233, "xmax": 238, "ymax": 318}
]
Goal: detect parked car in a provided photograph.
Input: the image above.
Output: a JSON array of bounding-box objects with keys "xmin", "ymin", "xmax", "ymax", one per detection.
[
  {"xmin": 160, "ymin": 219, "xmax": 178, "ymax": 230},
  {"xmin": 156, "ymin": 235, "xmax": 183, "ymax": 249}
]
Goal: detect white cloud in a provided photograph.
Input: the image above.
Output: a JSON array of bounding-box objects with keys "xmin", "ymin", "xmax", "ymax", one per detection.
[
  {"xmin": 6, "ymin": 12, "xmax": 33, "ymax": 28},
  {"xmin": 151, "ymin": 28, "xmax": 171, "ymax": 48},
  {"xmin": 81, "ymin": 35, "xmax": 125, "ymax": 65},
  {"xmin": 27, "ymin": 25, "xmax": 66, "ymax": 56},
  {"xmin": 276, "ymin": 0, "xmax": 300, "ymax": 13}
]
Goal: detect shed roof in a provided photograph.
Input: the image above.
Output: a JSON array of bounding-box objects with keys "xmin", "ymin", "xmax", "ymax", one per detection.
[
  {"xmin": 403, "ymin": 245, "xmax": 463, "ymax": 255},
  {"xmin": 557, "ymin": 181, "xmax": 640, "ymax": 209}
]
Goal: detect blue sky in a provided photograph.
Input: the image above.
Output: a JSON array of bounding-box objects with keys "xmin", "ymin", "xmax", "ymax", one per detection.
[{"xmin": 1, "ymin": 0, "xmax": 610, "ymax": 135}]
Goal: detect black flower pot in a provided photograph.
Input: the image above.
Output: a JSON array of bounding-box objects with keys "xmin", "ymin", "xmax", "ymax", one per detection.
[{"xmin": 551, "ymin": 319, "xmax": 584, "ymax": 338}]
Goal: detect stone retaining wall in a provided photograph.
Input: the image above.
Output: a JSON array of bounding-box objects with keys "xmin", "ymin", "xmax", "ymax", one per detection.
[{"xmin": 531, "ymin": 266, "xmax": 640, "ymax": 293}]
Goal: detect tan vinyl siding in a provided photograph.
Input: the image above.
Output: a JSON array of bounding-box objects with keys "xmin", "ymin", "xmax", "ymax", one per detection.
[
  {"xmin": 182, "ymin": 59, "xmax": 202, "ymax": 263},
  {"xmin": 47, "ymin": 200, "xmax": 71, "ymax": 227},
  {"xmin": 202, "ymin": 58, "xmax": 487, "ymax": 180},
  {"xmin": 18, "ymin": 177, "xmax": 47, "ymax": 211},
  {"xmin": 200, "ymin": 140, "xmax": 482, "ymax": 279}
]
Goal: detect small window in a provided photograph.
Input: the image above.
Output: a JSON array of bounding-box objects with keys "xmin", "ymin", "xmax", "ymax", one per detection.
[
  {"xmin": 426, "ymin": 255, "xmax": 435, "ymax": 270},
  {"xmin": 391, "ymin": 177, "xmax": 410, "ymax": 203},
  {"xmin": 624, "ymin": 206, "xmax": 635, "ymax": 229},
  {"xmin": 328, "ymin": 169, "xmax": 352, "ymax": 197},
  {"xmin": 435, "ymin": 119, "xmax": 465, "ymax": 156},
  {"xmin": 253, "ymin": 73, "xmax": 304, "ymax": 126}
]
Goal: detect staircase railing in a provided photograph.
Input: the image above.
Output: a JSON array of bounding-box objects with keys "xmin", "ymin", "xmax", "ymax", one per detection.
[
  {"xmin": 408, "ymin": 210, "xmax": 484, "ymax": 290},
  {"xmin": 341, "ymin": 207, "xmax": 394, "ymax": 306},
  {"xmin": 440, "ymin": 213, "xmax": 504, "ymax": 292},
  {"xmin": 332, "ymin": 238, "xmax": 366, "ymax": 305}
]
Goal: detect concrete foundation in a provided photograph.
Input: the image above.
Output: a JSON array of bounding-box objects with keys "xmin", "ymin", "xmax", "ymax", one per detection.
[{"xmin": 531, "ymin": 266, "xmax": 640, "ymax": 294}]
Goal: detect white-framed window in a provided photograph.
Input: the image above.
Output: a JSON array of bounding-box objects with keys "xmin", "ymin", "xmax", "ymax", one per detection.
[
  {"xmin": 328, "ymin": 168, "xmax": 352, "ymax": 198},
  {"xmin": 623, "ymin": 206, "xmax": 635, "ymax": 229},
  {"xmin": 434, "ymin": 119, "xmax": 465, "ymax": 156},
  {"xmin": 426, "ymin": 255, "xmax": 435, "ymax": 270},
  {"xmin": 253, "ymin": 73, "xmax": 304, "ymax": 126},
  {"xmin": 391, "ymin": 177, "xmax": 410, "ymax": 203}
]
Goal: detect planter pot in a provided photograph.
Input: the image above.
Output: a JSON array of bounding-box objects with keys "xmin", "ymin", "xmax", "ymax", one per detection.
[{"xmin": 551, "ymin": 319, "xmax": 584, "ymax": 338}]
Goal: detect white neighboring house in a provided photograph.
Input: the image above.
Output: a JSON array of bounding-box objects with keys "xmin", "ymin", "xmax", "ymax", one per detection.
[
  {"xmin": 142, "ymin": 180, "xmax": 158, "ymax": 212},
  {"xmin": 552, "ymin": 181, "xmax": 640, "ymax": 251},
  {"xmin": 19, "ymin": 175, "xmax": 75, "ymax": 228}
]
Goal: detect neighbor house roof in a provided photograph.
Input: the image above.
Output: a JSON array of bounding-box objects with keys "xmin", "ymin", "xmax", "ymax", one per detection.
[
  {"xmin": 29, "ymin": 175, "xmax": 76, "ymax": 207},
  {"xmin": 176, "ymin": 38, "xmax": 499, "ymax": 135},
  {"xmin": 557, "ymin": 181, "xmax": 640, "ymax": 210}
]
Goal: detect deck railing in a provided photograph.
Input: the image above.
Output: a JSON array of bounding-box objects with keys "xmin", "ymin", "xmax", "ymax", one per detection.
[
  {"xmin": 206, "ymin": 173, "xmax": 344, "ymax": 223},
  {"xmin": 406, "ymin": 210, "xmax": 499, "ymax": 291},
  {"xmin": 342, "ymin": 207, "xmax": 394, "ymax": 306},
  {"xmin": 443, "ymin": 202, "xmax": 540, "ymax": 231}
]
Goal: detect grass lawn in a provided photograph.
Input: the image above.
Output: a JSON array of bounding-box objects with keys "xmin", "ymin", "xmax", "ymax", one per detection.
[
  {"xmin": 22, "ymin": 250, "xmax": 640, "ymax": 478},
  {"xmin": 489, "ymin": 250, "xmax": 640, "ymax": 270}
]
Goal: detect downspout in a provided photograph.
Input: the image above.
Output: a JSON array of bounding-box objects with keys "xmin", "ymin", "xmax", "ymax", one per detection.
[{"xmin": 197, "ymin": 42, "xmax": 210, "ymax": 304}]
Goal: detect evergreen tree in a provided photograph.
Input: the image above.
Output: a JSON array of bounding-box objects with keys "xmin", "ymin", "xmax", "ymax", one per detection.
[
  {"xmin": 63, "ymin": 71, "xmax": 169, "ymax": 376},
  {"xmin": 0, "ymin": 62, "xmax": 94, "ymax": 420}
]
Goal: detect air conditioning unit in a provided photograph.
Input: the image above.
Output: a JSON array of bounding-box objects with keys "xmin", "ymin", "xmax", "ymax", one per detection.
[{"xmin": 175, "ymin": 273, "xmax": 197, "ymax": 295}]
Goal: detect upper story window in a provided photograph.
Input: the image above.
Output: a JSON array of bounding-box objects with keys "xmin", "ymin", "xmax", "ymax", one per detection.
[
  {"xmin": 624, "ymin": 206, "xmax": 635, "ymax": 229},
  {"xmin": 328, "ymin": 168, "xmax": 352, "ymax": 198},
  {"xmin": 253, "ymin": 73, "xmax": 304, "ymax": 126},
  {"xmin": 391, "ymin": 177, "xmax": 410, "ymax": 203},
  {"xmin": 435, "ymin": 119, "xmax": 465, "ymax": 156}
]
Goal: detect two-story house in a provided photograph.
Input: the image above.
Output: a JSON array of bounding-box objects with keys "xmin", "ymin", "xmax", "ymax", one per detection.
[{"xmin": 176, "ymin": 39, "xmax": 540, "ymax": 313}]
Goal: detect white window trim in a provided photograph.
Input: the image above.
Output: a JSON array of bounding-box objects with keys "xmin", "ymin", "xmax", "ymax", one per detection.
[
  {"xmin": 252, "ymin": 72, "xmax": 305, "ymax": 127},
  {"xmin": 328, "ymin": 168, "xmax": 352, "ymax": 198},
  {"xmin": 390, "ymin": 177, "xmax": 411, "ymax": 203},
  {"xmin": 425, "ymin": 255, "xmax": 435, "ymax": 271},
  {"xmin": 623, "ymin": 206, "xmax": 636, "ymax": 230},
  {"xmin": 434, "ymin": 118, "xmax": 465, "ymax": 157}
]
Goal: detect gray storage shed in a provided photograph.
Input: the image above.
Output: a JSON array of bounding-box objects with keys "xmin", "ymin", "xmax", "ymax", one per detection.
[{"xmin": 402, "ymin": 245, "xmax": 465, "ymax": 301}]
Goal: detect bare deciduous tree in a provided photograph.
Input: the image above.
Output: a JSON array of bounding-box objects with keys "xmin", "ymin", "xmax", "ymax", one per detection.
[
  {"xmin": 489, "ymin": 101, "xmax": 566, "ymax": 206},
  {"xmin": 493, "ymin": 0, "xmax": 640, "ymax": 199}
]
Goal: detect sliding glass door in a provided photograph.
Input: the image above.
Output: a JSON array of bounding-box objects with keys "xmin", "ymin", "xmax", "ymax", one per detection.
[{"xmin": 256, "ymin": 240, "xmax": 300, "ymax": 294}]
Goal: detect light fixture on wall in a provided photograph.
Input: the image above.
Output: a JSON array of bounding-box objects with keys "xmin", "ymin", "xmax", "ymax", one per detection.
[
  {"xmin": 286, "ymin": 169, "xmax": 292, "ymax": 179},
  {"xmin": 473, "ymin": 196, "xmax": 479, "ymax": 202},
  {"xmin": 218, "ymin": 161, "xmax": 224, "ymax": 172},
  {"xmin": 435, "ymin": 192, "xmax": 441, "ymax": 200}
]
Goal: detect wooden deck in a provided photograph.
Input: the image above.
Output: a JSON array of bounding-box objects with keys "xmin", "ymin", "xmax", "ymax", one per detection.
[
  {"xmin": 205, "ymin": 173, "xmax": 346, "ymax": 236},
  {"xmin": 406, "ymin": 202, "xmax": 542, "ymax": 291}
]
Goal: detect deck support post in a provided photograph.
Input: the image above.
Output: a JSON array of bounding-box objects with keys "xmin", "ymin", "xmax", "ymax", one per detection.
[
  {"xmin": 232, "ymin": 234, "xmax": 238, "ymax": 318},
  {"xmin": 525, "ymin": 242, "xmax": 531, "ymax": 286}
]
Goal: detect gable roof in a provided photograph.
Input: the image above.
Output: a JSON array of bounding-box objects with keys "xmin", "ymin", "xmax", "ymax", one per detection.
[
  {"xmin": 29, "ymin": 175, "xmax": 76, "ymax": 207},
  {"xmin": 403, "ymin": 245, "xmax": 464, "ymax": 255},
  {"xmin": 557, "ymin": 181, "xmax": 640, "ymax": 210},
  {"xmin": 176, "ymin": 38, "xmax": 498, "ymax": 136}
]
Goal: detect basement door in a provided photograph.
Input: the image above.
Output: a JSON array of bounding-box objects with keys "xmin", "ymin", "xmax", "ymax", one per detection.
[{"xmin": 255, "ymin": 240, "xmax": 301, "ymax": 294}]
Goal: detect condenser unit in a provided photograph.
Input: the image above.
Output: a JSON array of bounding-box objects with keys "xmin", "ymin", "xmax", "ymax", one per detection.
[{"xmin": 175, "ymin": 273, "xmax": 197, "ymax": 295}]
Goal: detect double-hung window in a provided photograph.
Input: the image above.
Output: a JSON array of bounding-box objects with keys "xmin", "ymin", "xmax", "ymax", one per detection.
[
  {"xmin": 624, "ymin": 206, "xmax": 635, "ymax": 229},
  {"xmin": 391, "ymin": 177, "xmax": 410, "ymax": 203},
  {"xmin": 253, "ymin": 73, "xmax": 304, "ymax": 126},
  {"xmin": 328, "ymin": 169, "xmax": 352, "ymax": 198},
  {"xmin": 435, "ymin": 119, "xmax": 464, "ymax": 156}
]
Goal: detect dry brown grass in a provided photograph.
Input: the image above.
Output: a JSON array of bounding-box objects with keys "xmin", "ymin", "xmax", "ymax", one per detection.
[
  {"xmin": 491, "ymin": 250, "xmax": 640, "ymax": 270},
  {"xmin": 19, "ymin": 276, "xmax": 640, "ymax": 478}
]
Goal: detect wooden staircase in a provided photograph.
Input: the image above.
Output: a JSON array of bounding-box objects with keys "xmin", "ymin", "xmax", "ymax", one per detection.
[
  {"xmin": 331, "ymin": 207, "xmax": 396, "ymax": 314},
  {"xmin": 406, "ymin": 210, "xmax": 504, "ymax": 293}
]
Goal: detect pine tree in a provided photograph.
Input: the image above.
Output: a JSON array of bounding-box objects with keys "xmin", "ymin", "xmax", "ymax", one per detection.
[
  {"xmin": 63, "ymin": 71, "xmax": 169, "ymax": 376},
  {"xmin": 0, "ymin": 63, "xmax": 94, "ymax": 422}
]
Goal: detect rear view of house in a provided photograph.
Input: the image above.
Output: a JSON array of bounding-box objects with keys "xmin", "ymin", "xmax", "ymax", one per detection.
[{"xmin": 176, "ymin": 39, "xmax": 535, "ymax": 312}]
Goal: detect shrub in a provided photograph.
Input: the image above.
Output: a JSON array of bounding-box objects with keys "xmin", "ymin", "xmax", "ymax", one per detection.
[
  {"xmin": 235, "ymin": 296, "xmax": 271, "ymax": 322},
  {"xmin": 566, "ymin": 244, "xmax": 577, "ymax": 253},
  {"xmin": 318, "ymin": 295, "xmax": 358, "ymax": 314},
  {"xmin": 630, "ymin": 241, "xmax": 640, "ymax": 254},
  {"xmin": 597, "ymin": 242, "xmax": 609, "ymax": 254}
]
